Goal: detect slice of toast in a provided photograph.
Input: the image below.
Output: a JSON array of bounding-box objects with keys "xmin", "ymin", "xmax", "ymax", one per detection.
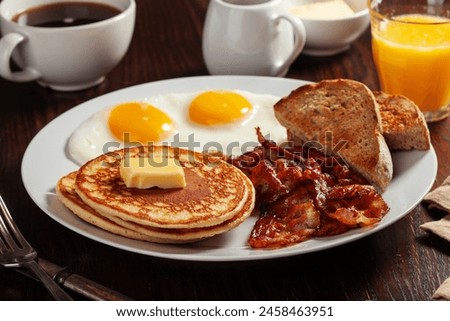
[
  {"xmin": 373, "ymin": 91, "xmax": 430, "ymax": 150},
  {"xmin": 274, "ymin": 79, "xmax": 393, "ymax": 192}
]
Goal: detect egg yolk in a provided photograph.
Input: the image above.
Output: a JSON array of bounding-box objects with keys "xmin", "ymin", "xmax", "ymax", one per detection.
[
  {"xmin": 188, "ymin": 91, "xmax": 253, "ymax": 125},
  {"xmin": 108, "ymin": 102, "xmax": 174, "ymax": 144}
]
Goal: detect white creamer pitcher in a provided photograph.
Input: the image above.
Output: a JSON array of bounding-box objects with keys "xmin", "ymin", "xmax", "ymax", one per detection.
[{"xmin": 202, "ymin": 0, "xmax": 306, "ymax": 77}]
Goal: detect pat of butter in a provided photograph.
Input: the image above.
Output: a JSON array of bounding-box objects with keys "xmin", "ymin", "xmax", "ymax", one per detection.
[
  {"xmin": 290, "ymin": 0, "xmax": 355, "ymax": 20},
  {"xmin": 120, "ymin": 157, "xmax": 186, "ymax": 189}
]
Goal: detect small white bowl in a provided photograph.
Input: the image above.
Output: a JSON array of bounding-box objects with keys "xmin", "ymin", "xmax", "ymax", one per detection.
[{"xmin": 285, "ymin": 0, "xmax": 370, "ymax": 56}]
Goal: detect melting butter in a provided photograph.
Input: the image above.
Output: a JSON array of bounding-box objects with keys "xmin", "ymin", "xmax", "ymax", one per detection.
[{"xmin": 120, "ymin": 157, "xmax": 186, "ymax": 189}]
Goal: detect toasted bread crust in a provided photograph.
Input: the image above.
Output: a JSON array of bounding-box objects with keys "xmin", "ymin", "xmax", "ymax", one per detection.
[
  {"xmin": 274, "ymin": 79, "xmax": 393, "ymax": 192},
  {"xmin": 374, "ymin": 91, "xmax": 430, "ymax": 150}
]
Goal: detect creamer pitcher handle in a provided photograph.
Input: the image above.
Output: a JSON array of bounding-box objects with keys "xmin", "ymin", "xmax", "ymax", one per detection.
[
  {"xmin": 0, "ymin": 33, "xmax": 41, "ymax": 82},
  {"xmin": 271, "ymin": 14, "xmax": 306, "ymax": 77}
]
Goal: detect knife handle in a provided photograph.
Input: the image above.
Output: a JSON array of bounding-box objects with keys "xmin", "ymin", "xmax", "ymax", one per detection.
[{"xmin": 56, "ymin": 271, "xmax": 133, "ymax": 301}]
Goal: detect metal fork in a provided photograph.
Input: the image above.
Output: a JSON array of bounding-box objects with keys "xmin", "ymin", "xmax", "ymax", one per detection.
[{"xmin": 0, "ymin": 195, "xmax": 72, "ymax": 300}]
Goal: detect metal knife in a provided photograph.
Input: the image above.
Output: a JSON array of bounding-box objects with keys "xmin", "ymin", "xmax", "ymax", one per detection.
[{"xmin": 14, "ymin": 258, "xmax": 133, "ymax": 301}]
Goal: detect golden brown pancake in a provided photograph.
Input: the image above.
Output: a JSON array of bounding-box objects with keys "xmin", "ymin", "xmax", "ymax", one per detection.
[
  {"xmin": 57, "ymin": 170, "xmax": 255, "ymax": 243},
  {"xmin": 75, "ymin": 146, "xmax": 253, "ymax": 229},
  {"xmin": 56, "ymin": 145, "xmax": 255, "ymax": 244}
]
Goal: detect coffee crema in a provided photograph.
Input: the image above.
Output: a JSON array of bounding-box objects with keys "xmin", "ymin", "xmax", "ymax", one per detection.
[{"xmin": 12, "ymin": 2, "xmax": 122, "ymax": 28}]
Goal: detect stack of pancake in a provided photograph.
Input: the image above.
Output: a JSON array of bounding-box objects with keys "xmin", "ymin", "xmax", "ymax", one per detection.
[{"xmin": 56, "ymin": 145, "xmax": 255, "ymax": 243}]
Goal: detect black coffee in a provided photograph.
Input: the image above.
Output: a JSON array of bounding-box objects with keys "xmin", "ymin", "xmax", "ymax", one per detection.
[{"xmin": 12, "ymin": 2, "xmax": 122, "ymax": 28}]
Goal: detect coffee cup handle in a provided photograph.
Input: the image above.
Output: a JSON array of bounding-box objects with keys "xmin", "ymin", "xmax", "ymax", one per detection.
[
  {"xmin": 271, "ymin": 14, "xmax": 306, "ymax": 77},
  {"xmin": 0, "ymin": 33, "xmax": 41, "ymax": 82}
]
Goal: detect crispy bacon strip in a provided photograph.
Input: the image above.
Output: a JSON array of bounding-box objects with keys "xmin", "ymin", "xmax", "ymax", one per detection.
[
  {"xmin": 325, "ymin": 184, "xmax": 389, "ymax": 227},
  {"xmin": 228, "ymin": 129, "xmax": 390, "ymax": 249}
]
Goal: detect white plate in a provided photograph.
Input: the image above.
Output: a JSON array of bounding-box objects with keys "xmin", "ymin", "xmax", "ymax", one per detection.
[{"xmin": 21, "ymin": 76, "xmax": 438, "ymax": 261}]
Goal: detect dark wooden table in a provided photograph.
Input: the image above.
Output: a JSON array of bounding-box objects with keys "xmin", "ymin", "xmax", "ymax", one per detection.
[{"xmin": 1, "ymin": 0, "xmax": 449, "ymax": 301}]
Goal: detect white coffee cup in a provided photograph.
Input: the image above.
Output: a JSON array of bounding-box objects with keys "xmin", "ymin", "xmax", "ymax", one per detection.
[
  {"xmin": 203, "ymin": 0, "xmax": 306, "ymax": 77},
  {"xmin": 0, "ymin": 0, "xmax": 135, "ymax": 91}
]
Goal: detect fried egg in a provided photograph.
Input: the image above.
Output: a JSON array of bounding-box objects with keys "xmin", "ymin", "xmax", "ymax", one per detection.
[
  {"xmin": 68, "ymin": 89, "xmax": 286, "ymax": 166},
  {"xmin": 189, "ymin": 91, "xmax": 253, "ymax": 126}
]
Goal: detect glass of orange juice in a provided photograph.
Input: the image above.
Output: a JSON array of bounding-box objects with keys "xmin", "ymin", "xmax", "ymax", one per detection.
[{"xmin": 369, "ymin": 0, "xmax": 450, "ymax": 122}]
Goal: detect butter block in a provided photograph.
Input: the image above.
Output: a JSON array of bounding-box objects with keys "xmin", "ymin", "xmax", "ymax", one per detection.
[
  {"xmin": 289, "ymin": 0, "xmax": 355, "ymax": 20},
  {"xmin": 120, "ymin": 157, "xmax": 186, "ymax": 189}
]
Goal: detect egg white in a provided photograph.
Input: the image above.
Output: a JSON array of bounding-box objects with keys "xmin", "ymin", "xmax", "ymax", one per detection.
[{"xmin": 67, "ymin": 89, "xmax": 286, "ymax": 166}]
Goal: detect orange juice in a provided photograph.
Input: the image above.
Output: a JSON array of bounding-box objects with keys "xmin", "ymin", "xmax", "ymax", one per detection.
[{"xmin": 371, "ymin": 14, "xmax": 450, "ymax": 112}]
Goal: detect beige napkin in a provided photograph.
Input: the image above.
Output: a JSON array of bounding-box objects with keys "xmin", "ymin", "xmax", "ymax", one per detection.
[{"xmin": 420, "ymin": 175, "xmax": 450, "ymax": 300}]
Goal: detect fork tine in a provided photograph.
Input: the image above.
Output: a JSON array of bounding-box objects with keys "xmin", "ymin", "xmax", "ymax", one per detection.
[
  {"xmin": 0, "ymin": 236, "xmax": 7, "ymax": 254},
  {"xmin": 0, "ymin": 197, "xmax": 17, "ymax": 249},
  {"xmin": 0, "ymin": 195, "xmax": 30, "ymax": 250},
  {"xmin": 0, "ymin": 195, "xmax": 72, "ymax": 300}
]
